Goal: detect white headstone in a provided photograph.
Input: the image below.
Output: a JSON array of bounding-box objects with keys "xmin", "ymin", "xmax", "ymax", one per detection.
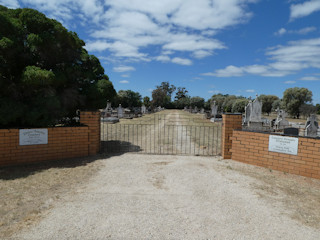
[
  {"xmin": 117, "ymin": 104, "xmax": 123, "ymax": 118},
  {"xmin": 211, "ymin": 101, "xmax": 218, "ymax": 117},
  {"xmin": 305, "ymin": 114, "xmax": 318, "ymax": 137},
  {"xmin": 250, "ymin": 96, "xmax": 262, "ymax": 122},
  {"xmin": 275, "ymin": 109, "xmax": 289, "ymax": 129},
  {"xmin": 243, "ymin": 100, "xmax": 252, "ymax": 125},
  {"xmin": 141, "ymin": 105, "xmax": 146, "ymax": 114}
]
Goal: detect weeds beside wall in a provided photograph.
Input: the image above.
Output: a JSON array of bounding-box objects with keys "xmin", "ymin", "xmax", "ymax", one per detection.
[{"xmin": 0, "ymin": 111, "xmax": 100, "ymax": 167}]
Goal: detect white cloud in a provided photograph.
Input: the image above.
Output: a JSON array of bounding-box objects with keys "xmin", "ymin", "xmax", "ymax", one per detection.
[
  {"xmin": 300, "ymin": 76, "xmax": 320, "ymax": 81},
  {"xmin": 290, "ymin": 0, "xmax": 320, "ymax": 20},
  {"xmin": 246, "ymin": 89, "xmax": 255, "ymax": 93},
  {"xmin": 171, "ymin": 57, "xmax": 193, "ymax": 66},
  {"xmin": 119, "ymin": 80, "xmax": 129, "ymax": 84},
  {"xmin": 113, "ymin": 66, "xmax": 135, "ymax": 72},
  {"xmin": 85, "ymin": 41, "xmax": 111, "ymax": 52},
  {"xmin": 275, "ymin": 28, "xmax": 287, "ymax": 36},
  {"xmin": 203, "ymin": 65, "xmax": 244, "ymax": 77},
  {"xmin": 155, "ymin": 55, "xmax": 171, "ymax": 62},
  {"xmin": 8, "ymin": 0, "xmax": 257, "ymax": 65},
  {"xmin": 121, "ymin": 74, "xmax": 130, "ymax": 78},
  {"xmin": 193, "ymin": 50, "xmax": 213, "ymax": 59},
  {"xmin": 284, "ymin": 81, "xmax": 296, "ymax": 84},
  {"xmin": 0, "ymin": 0, "xmax": 20, "ymax": 8},
  {"xmin": 274, "ymin": 27, "xmax": 316, "ymax": 36},
  {"xmin": 208, "ymin": 90, "xmax": 220, "ymax": 94},
  {"xmin": 203, "ymin": 37, "xmax": 320, "ymax": 77},
  {"xmin": 297, "ymin": 26, "xmax": 317, "ymax": 34}
]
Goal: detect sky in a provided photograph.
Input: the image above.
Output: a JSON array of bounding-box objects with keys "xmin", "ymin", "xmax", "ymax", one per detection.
[{"xmin": 2, "ymin": 0, "xmax": 320, "ymax": 103}]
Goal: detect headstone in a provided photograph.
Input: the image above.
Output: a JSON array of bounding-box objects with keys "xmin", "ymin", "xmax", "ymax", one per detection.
[
  {"xmin": 249, "ymin": 96, "xmax": 262, "ymax": 122},
  {"xmin": 211, "ymin": 101, "xmax": 218, "ymax": 117},
  {"xmin": 284, "ymin": 127, "xmax": 299, "ymax": 136},
  {"xmin": 194, "ymin": 106, "xmax": 198, "ymax": 113},
  {"xmin": 141, "ymin": 105, "xmax": 146, "ymax": 114},
  {"xmin": 200, "ymin": 108, "xmax": 204, "ymax": 114},
  {"xmin": 243, "ymin": 95, "xmax": 268, "ymax": 131},
  {"xmin": 117, "ymin": 104, "xmax": 123, "ymax": 118},
  {"xmin": 275, "ymin": 109, "xmax": 289, "ymax": 129},
  {"xmin": 243, "ymin": 100, "xmax": 252, "ymax": 125},
  {"xmin": 305, "ymin": 114, "xmax": 319, "ymax": 137},
  {"xmin": 106, "ymin": 101, "xmax": 111, "ymax": 110}
]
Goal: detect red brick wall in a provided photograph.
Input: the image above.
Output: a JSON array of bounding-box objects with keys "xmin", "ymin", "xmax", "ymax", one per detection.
[
  {"xmin": 0, "ymin": 111, "xmax": 100, "ymax": 167},
  {"xmin": 231, "ymin": 130, "xmax": 320, "ymax": 179},
  {"xmin": 222, "ymin": 114, "xmax": 242, "ymax": 159},
  {"xmin": 80, "ymin": 111, "xmax": 100, "ymax": 155}
]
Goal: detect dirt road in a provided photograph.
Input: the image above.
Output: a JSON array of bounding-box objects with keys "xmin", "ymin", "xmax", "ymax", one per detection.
[{"xmin": 11, "ymin": 154, "xmax": 320, "ymax": 240}]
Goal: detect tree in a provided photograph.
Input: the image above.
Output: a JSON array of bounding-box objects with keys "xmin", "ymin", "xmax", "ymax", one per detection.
[
  {"xmin": 151, "ymin": 88, "xmax": 169, "ymax": 107},
  {"xmin": 157, "ymin": 82, "xmax": 176, "ymax": 99},
  {"xmin": 174, "ymin": 97, "xmax": 190, "ymax": 109},
  {"xmin": 272, "ymin": 99, "xmax": 283, "ymax": 111},
  {"xmin": 174, "ymin": 87, "xmax": 188, "ymax": 100},
  {"xmin": 316, "ymin": 104, "xmax": 320, "ymax": 114},
  {"xmin": 258, "ymin": 95, "xmax": 279, "ymax": 115},
  {"xmin": 282, "ymin": 87, "xmax": 312, "ymax": 118},
  {"xmin": 232, "ymin": 99, "xmax": 249, "ymax": 113},
  {"xmin": 222, "ymin": 95, "xmax": 237, "ymax": 112},
  {"xmin": 190, "ymin": 96, "xmax": 205, "ymax": 108},
  {"xmin": 0, "ymin": 6, "xmax": 116, "ymax": 127},
  {"xmin": 210, "ymin": 94, "xmax": 227, "ymax": 112},
  {"xmin": 116, "ymin": 90, "xmax": 142, "ymax": 108},
  {"xmin": 151, "ymin": 81, "xmax": 176, "ymax": 108},
  {"xmin": 299, "ymin": 104, "xmax": 317, "ymax": 119},
  {"xmin": 143, "ymin": 96, "xmax": 151, "ymax": 107}
]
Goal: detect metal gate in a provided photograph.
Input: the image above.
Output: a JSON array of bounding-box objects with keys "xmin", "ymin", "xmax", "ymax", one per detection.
[{"xmin": 100, "ymin": 111, "xmax": 221, "ymax": 156}]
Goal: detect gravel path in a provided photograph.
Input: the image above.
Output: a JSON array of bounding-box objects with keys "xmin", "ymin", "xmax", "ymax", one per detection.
[{"xmin": 12, "ymin": 154, "xmax": 320, "ymax": 240}]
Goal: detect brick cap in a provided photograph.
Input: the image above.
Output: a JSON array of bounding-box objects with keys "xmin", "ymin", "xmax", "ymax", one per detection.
[
  {"xmin": 222, "ymin": 113, "xmax": 242, "ymax": 116},
  {"xmin": 81, "ymin": 111, "xmax": 100, "ymax": 113},
  {"xmin": 235, "ymin": 129, "xmax": 320, "ymax": 140}
]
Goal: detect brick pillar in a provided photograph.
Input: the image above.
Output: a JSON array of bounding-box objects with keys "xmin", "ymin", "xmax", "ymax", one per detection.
[
  {"xmin": 80, "ymin": 111, "xmax": 100, "ymax": 155},
  {"xmin": 222, "ymin": 114, "xmax": 242, "ymax": 159}
]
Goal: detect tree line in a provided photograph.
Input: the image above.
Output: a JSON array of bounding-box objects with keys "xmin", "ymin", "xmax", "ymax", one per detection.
[{"xmin": 113, "ymin": 82, "xmax": 319, "ymax": 119}]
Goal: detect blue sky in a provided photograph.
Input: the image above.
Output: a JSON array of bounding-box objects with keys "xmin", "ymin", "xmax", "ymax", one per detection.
[{"xmin": 2, "ymin": 0, "xmax": 320, "ymax": 103}]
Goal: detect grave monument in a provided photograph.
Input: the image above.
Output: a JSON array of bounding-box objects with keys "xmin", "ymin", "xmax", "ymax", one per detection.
[{"xmin": 305, "ymin": 114, "xmax": 319, "ymax": 137}]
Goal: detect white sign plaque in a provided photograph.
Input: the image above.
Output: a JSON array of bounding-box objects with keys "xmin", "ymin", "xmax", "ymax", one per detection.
[
  {"xmin": 19, "ymin": 129, "xmax": 48, "ymax": 146},
  {"xmin": 268, "ymin": 135, "xmax": 298, "ymax": 155}
]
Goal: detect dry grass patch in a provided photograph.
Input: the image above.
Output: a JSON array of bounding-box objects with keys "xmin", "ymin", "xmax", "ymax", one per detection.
[
  {"xmin": 223, "ymin": 160, "xmax": 320, "ymax": 229},
  {"xmin": 0, "ymin": 155, "xmax": 106, "ymax": 239}
]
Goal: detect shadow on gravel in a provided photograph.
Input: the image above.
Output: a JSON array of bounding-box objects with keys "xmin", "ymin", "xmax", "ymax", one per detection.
[
  {"xmin": 0, "ymin": 154, "xmax": 113, "ymax": 181},
  {"xmin": 0, "ymin": 141, "xmax": 142, "ymax": 181},
  {"xmin": 101, "ymin": 140, "xmax": 142, "ymax": 154}
]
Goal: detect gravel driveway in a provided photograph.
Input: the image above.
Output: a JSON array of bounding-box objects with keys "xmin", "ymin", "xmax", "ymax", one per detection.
[{"xmin": 12, "ymin": 154, "xmax": 320, "ymax": 240}]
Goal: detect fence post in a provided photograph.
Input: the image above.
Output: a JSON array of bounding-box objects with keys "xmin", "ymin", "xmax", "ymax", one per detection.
[
  {"xmin": 80, "ymin": 111, "xmax": 101, "ymax": 155},
  {"xmin": 222, "ymin": 113, "xmax": 242, "ymax": 159}
]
